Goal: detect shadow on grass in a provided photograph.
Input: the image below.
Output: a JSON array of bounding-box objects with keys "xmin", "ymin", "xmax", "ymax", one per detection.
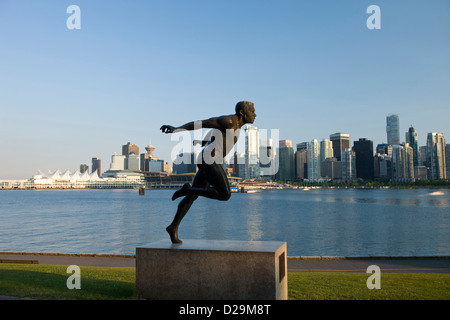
[{"xmin": 0, "ymin": 268, "xmax": 136, "ymax": 300}]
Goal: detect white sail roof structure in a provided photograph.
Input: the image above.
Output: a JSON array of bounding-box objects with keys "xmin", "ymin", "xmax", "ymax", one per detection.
[
  {"xmin": 60, "ymin": 169, "xmax": 71, "ymax": 181},
  {"xmin": 70, "ymin": 170, "xmax": 81, "ymax": 181},
  {"xmin": 32, "ymin": 168, "xmax": 106, "ymax": 185},
  {"xmin": 49, "ymin": 169, "xmax": 61, "ymax": 180},
  {"xmin": 89, "ymin": 170, "xmax": 101, "ymax": 181},
  {"xmin": 33, "ymin": 170, "xmax": 46, "ymax": 179},
  {"xmin": 79, "ymin": 171, "xmax": 90, "ymax": 181},
  {"xmin": 32, "ymin": 170, "xmax": 52, "ymax": 184}
]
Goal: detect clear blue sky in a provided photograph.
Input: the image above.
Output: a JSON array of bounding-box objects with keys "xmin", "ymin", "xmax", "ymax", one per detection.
[{"xmin": 1, "ymin": 0, "xmax": 449, "ymax": 179}]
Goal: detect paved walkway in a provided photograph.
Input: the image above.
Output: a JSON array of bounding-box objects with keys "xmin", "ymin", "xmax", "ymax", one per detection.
[
  {"xmin": 1, "ymin": 252, "xmax": 449, "ymax": 273},
  {"xmin": 288, "ymin": 257, "xmax": 450, "ymax": 273},
  {"xmin": 0, "ymin": 252, "xmax": 135, "ymax": 268}
]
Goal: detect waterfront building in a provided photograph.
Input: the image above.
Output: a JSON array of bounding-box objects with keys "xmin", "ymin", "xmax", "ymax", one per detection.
[
  {"xmin": 353, "ymin": 138, "xmax": 374, "ymax": 180},
  {"xmin": 94, "ymin": 167, "xmax": 144, "ymax": 182},
  {"xmin": 320, "ymin": 138, "xmax": 334, "ymax": 175},
  {"xmin": 141, "ymin": 138, "xmax": 157, "ymax": 171},
  {"xmin": 125, "ymin": 153, "xmax": 140, "ymax": 171},
  {"xmin": 404, "ymin": 143, "xmax": 415, "ymax": 180},
  {"xmin": 419, "ymin": 146, "xmax": 427, "ymax": 166},
  {"xmin": 374, "ymin": 154, "xmax": 392, "ymax": 180},
  {"xmin": 391, "ymin": 144, "xmax": 414, "ymax": 181},
  {"xmin": 122, "ymin": 142, "xmax": 139, "ymax": 156},
  {"xmin": 329, "ymin": 132, "xmax": 350, "ymax": 161},
  {"xmin": 244, "ymin": 125, "xmax": 260, "ymax": 179},
  {"xmin": 376, "ymin": 143, "xmax": 392, "ymax": 156},
  {"xmin": 164, "ymin": 162, "xmax": 172, "ymax": 174},
  {"xmin": 446, "ymin": 144, "xmax": 450, "ymax": 179},
  {"xmin": 386, "ymin": 114, "xmax": 400, "ymax": 145},
  {"xmin": 259, "ymin": 138, "xmax": 276, "ymax": 178},
  {"xmin": 307, "ymin": 139, "xmax": 321, "ymax": 181},
  {"xmin": 277, "ymin": 141, "xmax": 295, "ymax": 181},
  {"xmin": 173, "ymin": 152, "xmax": 199, "ymax": 174},
  {"xmin": 414, "ymin": 166, "xmax": 427, "ymax": 180},
  {"xmin": 321, "ymin": 157, "xmax": 341, "ymax": 180},
  {"xmin": 405, "ymin": 126, "xmax": 419, "ymax": 167},
  {"xmin": 110, "ymin": 153, "xmax": 126, "ymax": 171},
  {"xmin": 391, "ymin": 145, "xmax": 405, "ymax": 181},
  {"xmin": 231, "ymin": 151, "xmax": 246, "ymax": 178},
  {"xmin": 92, "ymin": 157, "xmax": 101, "ymax": 177},
  {"xmin": 80, "ymin": 164, "xmax": 88, "ymax": 173},
  {"xmin": 29, "ymin": 168, "xmax": 104, "ymax": 185},
  {"xmin": 279, "ymin": 140, "xmax": 292, "ymax": 148},
  {"xmin": 145, "ymin": 158, "xmax": 164, "ymax": 172},
  {"xmin": 341, "ymin": 148, "xmax": 356, "ymax": 182},
  {"xmin": 295, "ymin": 142, "xmax": 308, "ymax": 180},
  {"xmin": 427, "ymin": 132, "xmax": 447, "ymax": 180}
]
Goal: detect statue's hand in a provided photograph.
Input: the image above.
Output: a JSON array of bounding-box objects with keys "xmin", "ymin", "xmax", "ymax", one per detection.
[{"xmin": 160, "ymin": 125, "xmax": 176, "ymax": 134}]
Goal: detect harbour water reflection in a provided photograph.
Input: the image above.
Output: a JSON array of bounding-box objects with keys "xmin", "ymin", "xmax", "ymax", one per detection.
[{"xmin": 0, "ymin": 188, "xmax": 448, "ymax": 257}]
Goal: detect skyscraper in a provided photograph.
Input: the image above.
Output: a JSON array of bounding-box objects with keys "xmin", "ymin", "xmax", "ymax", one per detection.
[
  {"xmin": 376, "ymin": 143, "xmax": 392, "ymax": 156},
  {"xmin": 405, "ymin": 126, "xmax": 419, "ymax": 167},
  {"xmin": 446, "ymin": 144, "xmax": 450, "ymax": 179},
  {"xmin": 353, "ymin": 138, "xmax": 374, "ymax": 180},
  {"xmin": 295, "ymin": 142, "xmax": 308, "ymax": 180},
  {"xmin": 125, "ymin": 153, "xmax": 140, "ymax": 170},
  {"xmin": 122, "ymin": 142, "xmax": 139, "ymax": 156},
  {"xmin": 404, "ymin": 143, "xmax": 415, "ymax": 180},
  {"xmin": 386, "ymin": 114, "xmax": 400, "ymax": 145},
  {"xmin": 245, "ymin": 125, "xmax": 260, "ymax": 179},
  {"xmin": 91, "ymin": 157, "xmax": 101, "ymax": 177},
  {"xmin": 427, "ymin": 132, "xmax": 447, "ymax": 180},
  {"xmin": 110, "ymin": 153, "xmax": 126, "ymax": 170},
  {"xmin": 320, "ymin": 139, "xmax": 334, "ymax": 164},
  {"xmin": 419, "ymin": 145, "xmax": 427, "ymax": 166},
  {"xmin": 173, "ymin": 152, "xmax": 198, "ymax": 174},
  {"xmin": 320, "ymin": 139, "xmax": 334, "ymax": 179},
  {"xmin": 391, "ymin": 144, "xmax": 414, "ymax": 181},
  {"xmin": 279, "ymin": 140, "xmax": 292, "ymax": 148},
  {"xmin": 277, "ymin": 140, "xmax": 294, "ymax": 181},
  {"xmin": 321, "ymin": 157, "xmax": 341, "ymax": 180},
  {"xmin": 231, "ymin": 151, "xmax": 246, "ymax": 178},
  {"xmin": 342, "ymin": 148, "xmax": 356, "ymax": 182},
  {"xmin": 259, "ymin": 138, "xmax": 276, "ymax": 178},
  {"xmin": 145, "ymin": 158, "xmax": 164, "ymax": 172},
  {"xmin": 374, "ymin": 154, "xmax": 392, "ymax": 180},
  {"xmin": 391, "ymin": 145, "xmax": 405, "ymax": 181},
  {"xmin": 307, "ymin": 139, "xmax": 320, "ymax": 181},
  {"xmin": 329, "ymin": 133, "xmax": 350, "ymax": 161}
]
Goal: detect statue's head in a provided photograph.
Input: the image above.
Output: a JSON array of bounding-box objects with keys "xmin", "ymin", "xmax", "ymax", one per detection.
[{"xmin": 235, "ymin": 101, "xmax": 256, "ymax": 124}]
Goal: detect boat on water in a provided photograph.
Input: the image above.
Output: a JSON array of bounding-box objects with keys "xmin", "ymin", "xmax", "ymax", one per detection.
[
  {"xmin": 230, "ymin": 187, "xmax": 262, "ymax": 193},
  {"xmin": 230, "ymin": 187, "xmax": 246, "ymax": 193},
  {"xmin": 428, "ymin": 191, "xmax": 445, "ymax": 196}
]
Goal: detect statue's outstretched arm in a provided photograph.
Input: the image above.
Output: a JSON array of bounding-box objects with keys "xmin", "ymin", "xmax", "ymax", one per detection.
[{"xmin": 160, "ymin": 115, "xmax": 233, "ymax": 134}]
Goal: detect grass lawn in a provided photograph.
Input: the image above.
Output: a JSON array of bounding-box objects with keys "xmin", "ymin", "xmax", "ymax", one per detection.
[
  {"xmin": 288, "ymin": 272, "xmax": 450, "ymax": 300},
  {"xmin": 0, "ymin": 264, "xmax": 136, "ymax": 300},
  {"xmin": 1, "ymin": 263, "xmax": 449, "ymax": 300}
]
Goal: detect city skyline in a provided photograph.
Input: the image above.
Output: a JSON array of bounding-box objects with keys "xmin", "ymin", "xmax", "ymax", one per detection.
[
  {"xmin": 7, "ymin": 115, "xmax": 447, "ymax": 181},
  {"xmin": 1, "ymin": 1, "xmax": 449, "ymax": 179}
]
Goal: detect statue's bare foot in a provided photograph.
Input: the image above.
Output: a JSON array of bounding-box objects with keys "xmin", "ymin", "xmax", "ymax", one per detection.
[
  {"xmin": 172, "ymin": 183, "xmax": 191, "ymax": 201},
  {"xmin": 166, "ymin": 225, "xmax": 182, "ymax": 244}
]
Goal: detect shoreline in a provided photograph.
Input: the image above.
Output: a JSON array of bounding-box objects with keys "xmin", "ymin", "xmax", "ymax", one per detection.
[
  {"xmin": 1, "ymin": 251, "xmax": 449, "ymax": 260},
  {"xmin": 1, "ymin": 185, "xmax": 449, "ymax": 191}
]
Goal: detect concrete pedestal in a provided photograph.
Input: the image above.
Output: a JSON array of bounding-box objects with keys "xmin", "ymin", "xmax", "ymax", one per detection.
[{"xmin": 136, "ymin": 239, "xmax": 287, "ymax": 300}]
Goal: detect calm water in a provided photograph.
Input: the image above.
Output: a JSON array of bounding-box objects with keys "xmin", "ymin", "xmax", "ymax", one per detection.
[{"xmin": 0, "ymin": 188, "xmax": 449, "ymax": 257}]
